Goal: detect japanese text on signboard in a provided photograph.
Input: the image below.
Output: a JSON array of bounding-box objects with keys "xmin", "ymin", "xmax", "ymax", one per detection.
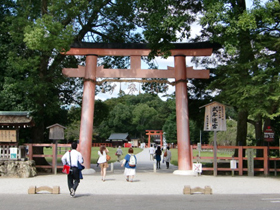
[
  {"xmin": 0, "ymin": 130, "xmax": 17, "ymax": 142},
  {"xmin": 204, "ymin": 103, "xmax": 226, "ymax": 131}
]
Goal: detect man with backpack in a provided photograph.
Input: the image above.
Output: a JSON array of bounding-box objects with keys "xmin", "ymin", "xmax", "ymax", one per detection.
[{"xmin": 121, "ymin": 147, "xmax": 137, "ymax": 182}]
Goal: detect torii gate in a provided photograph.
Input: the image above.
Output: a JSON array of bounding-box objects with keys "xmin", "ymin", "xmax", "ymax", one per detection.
[
  {"xmin": 146, "ymin": 130, "xmax": 163, "ymax": 148},
  {"xmin": 62, "ymin": 42, "xmax": 217, "ymax": 175}
]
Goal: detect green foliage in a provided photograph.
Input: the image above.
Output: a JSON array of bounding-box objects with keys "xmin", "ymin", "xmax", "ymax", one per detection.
[
  {"xmin": 95, "ymin": 93, "xmax": 176, "ymax": 141},
  {"xmin": 24, "ymin": 14, "xmax": 74, "ymax": 52},
  {"xmin": 0, "ymin": 0, "xmax": 144, "ymax": 143},
  {"xmin": 162, "ymin": 112, "xmax": 177, "ymax": 143},
  {"xmin": 136, "ymin": 0, "xmax": 201, "ymax": 58},
  {"xmin": 194, "ymin": 0, "xmax": 280, "ymax": 147},
  {"xmin": 208, "ymin": 118, "xmax": 255, "ymax": 146}
]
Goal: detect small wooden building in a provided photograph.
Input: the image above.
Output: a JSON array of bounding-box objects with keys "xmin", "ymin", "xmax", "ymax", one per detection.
[
  {"xmin": 106, "ymin": 133, "xmax": 130, "ymax": 147},
  {"xmin": 0, "ymin": 111, "xmax": 35, "ymax": 143},
  {"xmin": 0, "ymin": 111, "xmax": 35, "ymax": 159}
]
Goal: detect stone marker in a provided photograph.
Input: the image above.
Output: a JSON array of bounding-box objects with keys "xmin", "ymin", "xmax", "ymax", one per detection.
[
  {"xmin": 183, "ymin": 185, "xmax": 212, "ymax": 195},
  {"xmin": 28, "ymin": 186, "xmax": 60, "ymax": 194}
]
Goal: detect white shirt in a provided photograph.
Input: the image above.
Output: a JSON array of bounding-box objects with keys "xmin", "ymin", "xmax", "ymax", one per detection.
[
  {"xmin": 61, "ymin": 149, "xmax": 83, "ymax": 167},
  {"xmin": 149, "ymin": 147, "xmax": 155, "ymax": 154},
  {"xmin": 97, "ymin": 150, "xmax": 107, "ymax": 163}
]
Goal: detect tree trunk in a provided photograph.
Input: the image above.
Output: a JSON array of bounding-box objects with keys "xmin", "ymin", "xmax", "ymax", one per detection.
[
  {"xmin": 255, "ymin": 116, "xmax": 263, "ymax": 157},
  {"xmin": 31, "ymin": 122, "xmax": 50, "ymax": 167},
  {"xmin": 234, "ymin": 109, "xmax": 248, "ymax": 157}
]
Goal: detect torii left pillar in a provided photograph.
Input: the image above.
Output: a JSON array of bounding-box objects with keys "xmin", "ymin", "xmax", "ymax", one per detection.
[
  {"xmin": 173, "ymin": 55, "xmax": 194, "ymax": 175},
  {"xmin": 78, "ymin": 55, "xmax": 97, "ymax": 174}
]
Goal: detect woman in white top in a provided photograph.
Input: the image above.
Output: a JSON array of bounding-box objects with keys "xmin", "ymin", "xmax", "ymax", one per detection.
[{"xmin": 97, "ymin": 145, "xmax": 109, "ymax": 181}]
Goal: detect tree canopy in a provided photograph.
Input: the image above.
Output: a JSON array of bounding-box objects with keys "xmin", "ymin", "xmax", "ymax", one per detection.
[
  {"xmin": 1, "ymin": 0, "xmax": 280, "ymax": 155},
  {"xmin": 194, "ymin": 0, "xmax": 280, "ymax": 150}
]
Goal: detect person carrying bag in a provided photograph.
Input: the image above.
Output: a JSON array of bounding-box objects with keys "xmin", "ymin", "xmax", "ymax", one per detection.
[{"xmin": 61, "ymin": 141, "xmax": 84, "ymax": 197}]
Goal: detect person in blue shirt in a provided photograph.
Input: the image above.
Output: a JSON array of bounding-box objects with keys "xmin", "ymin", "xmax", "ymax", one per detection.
[{"xmin": 121, "ymin": 147, "xmax": 137, "ymax": 182}]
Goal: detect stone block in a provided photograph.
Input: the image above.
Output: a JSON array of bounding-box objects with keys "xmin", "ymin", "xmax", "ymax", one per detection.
[
  {"xmin": 53, "ymin": 186, "xmax": 60, "ymax": 194},
  {"xmin": 28, "ymin": 186, "xmax": 36, "ymax": 194},
  {"xmin": 183, "ymin": 185, "xmax": 191, "ymax": 194},
  {"xmin": 191, "ymin": 187, "xmax": 204, "ymax": 194},
  {"xmin": 183, "ymin": 185, "xmax": 212, "ymax": 195},
  {"xmin": 204, "ymin": 186, "xmax": 212, "ymax": 194},
  {"xmin": 28, "ymin": 186, "xmax": 60, "ymax": 194},
  {"xmin": 36, "ymin": 186, "xmax": 53, "ymax": 193}
]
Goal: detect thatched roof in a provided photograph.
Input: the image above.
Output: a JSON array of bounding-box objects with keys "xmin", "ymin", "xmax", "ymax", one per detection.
[{"xmin": 0, "ymin": 111, "xmax": 34, "ymax": 127}]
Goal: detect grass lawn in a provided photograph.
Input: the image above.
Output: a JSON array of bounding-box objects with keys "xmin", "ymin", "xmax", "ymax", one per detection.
[
  {"xmin": 170, "ymin": 148, "xmax": 234, "ymax": 166},
  {"xmin": 44, "ymin": 147, "xmax": 234, "ymax": 166},
  {"xmin": 44, "ymin": 147, "xmax": 143, "ymax": 164}
]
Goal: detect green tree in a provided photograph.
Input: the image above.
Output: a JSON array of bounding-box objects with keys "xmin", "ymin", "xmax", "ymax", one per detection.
[
  {"xmin": 208, "ymin": 119, "xmax": 255, "ymax": 146},
  {"xmin": 136, "ymin": 0, "xmax": 202, "ymax": 58},
  {"xmin": 163, "ymin": 112, "xmax": 177, "ymax": 143},
  {"xmin": 0, "ymin": 0, "xmax": 143, "ymax": 166},
  {"xmin": 196, "ymin": 0, "xmax": 280, "ymax": 155},
  {"xmin": 132, "ymin": 103, "xmax": 157, "ymax": 138}
]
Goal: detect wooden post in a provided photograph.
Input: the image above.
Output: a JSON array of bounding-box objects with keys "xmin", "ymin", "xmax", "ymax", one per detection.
[
  {"xmin": 264, "ymin": 146, "xmax": 268, "ymax": 176},
  {"xmin": 52, "ymin": 142, "xmax": 58, "ymax": 175},
  {"xmin": 238, "ymin": 146, "xmax": 243, "ymax": 175},
  {"xmin": 213, "ymin": 131, "xmax": 217, "ymax": 176},
  {"xmin": 28, "ymin": 144, "xmax": 33, "ymax": 161}
]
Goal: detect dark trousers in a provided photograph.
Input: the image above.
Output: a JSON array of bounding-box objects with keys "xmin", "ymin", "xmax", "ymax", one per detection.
[
  {"xmin": 166, "ymin": 161, "xmax": 169, "ymax": 169},
  {"xmin": 67, "ymin": 167, "xmax": 80, "ymax": 192},
  {"xmin": 157, "ymin": 161, "xmax": 161, "ymax": 169}
]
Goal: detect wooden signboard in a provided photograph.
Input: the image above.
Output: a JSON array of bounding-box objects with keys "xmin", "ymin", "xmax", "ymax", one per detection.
[
  {"xmin": 203, "ymin": 102, "xmax": 227, "ymax": 131},
  {"xmin": 0, "ymin": 130, "xmax": 17, "ymax": 142}
]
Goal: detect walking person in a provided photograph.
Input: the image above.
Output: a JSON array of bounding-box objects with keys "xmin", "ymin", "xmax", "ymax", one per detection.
[
  {"xmin": 61, "ymin": 141, "xmax": 84, "ymax": 198},
  {"xmin": 149, "ymin": 145, "xmax": 155, "ymax": 161},
  {"xmin": 121, "ymin": 147, "xmax": 137, "ymax": 182},
  {"xmin": 97, "ymin": 145, "xmax": 109, "ymax": 182},
  {"xmin": 116, "ymin": 146, "xmax": 123, "ymax": 162},
  {"xmin": 155, "ymin": 146, "xmax": 162, "ymax": 169},
  {"xmin": 165, "ymin": 146, "xmax": 172, "ymax": 169}
]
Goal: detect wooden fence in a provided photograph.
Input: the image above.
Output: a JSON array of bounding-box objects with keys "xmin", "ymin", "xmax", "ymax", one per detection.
[
  {"xmin": 192, "ymin": 145, "xmax": 280, "ymax": 176},
  {"xmin": 92, "ymin": 143, "xmax": 112, "ymax": 147},
  {"xmin": 22, "ymin": 143, "xmax": 280, "ymax": 176},
  {"xmin": 25, "ymin": 143, "xmax": 112, "ymax": 172},
  {"xmin": 25, "ymin": 143, "xmax": 71, "ymax": 172}
]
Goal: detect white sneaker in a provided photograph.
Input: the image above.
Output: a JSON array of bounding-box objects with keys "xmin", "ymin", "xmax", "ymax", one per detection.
[{"xmin": 70, "ymin": 188, "xmax": 75, "ymax": 197}]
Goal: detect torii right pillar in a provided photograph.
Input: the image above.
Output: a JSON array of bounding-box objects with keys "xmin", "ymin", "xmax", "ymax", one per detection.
[{"xmin": 173, "ymin": 55, "xmax": 195, "ymax": 175}]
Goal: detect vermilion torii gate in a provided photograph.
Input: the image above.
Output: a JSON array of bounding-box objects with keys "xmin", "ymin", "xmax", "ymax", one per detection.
[
  {"xmin": 62, "ymin": 42, "xmax": 217, "ymax": 175},
  {"xmin": 146, "ymin": 130, "xmax": 163, "ymax": 148}
]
